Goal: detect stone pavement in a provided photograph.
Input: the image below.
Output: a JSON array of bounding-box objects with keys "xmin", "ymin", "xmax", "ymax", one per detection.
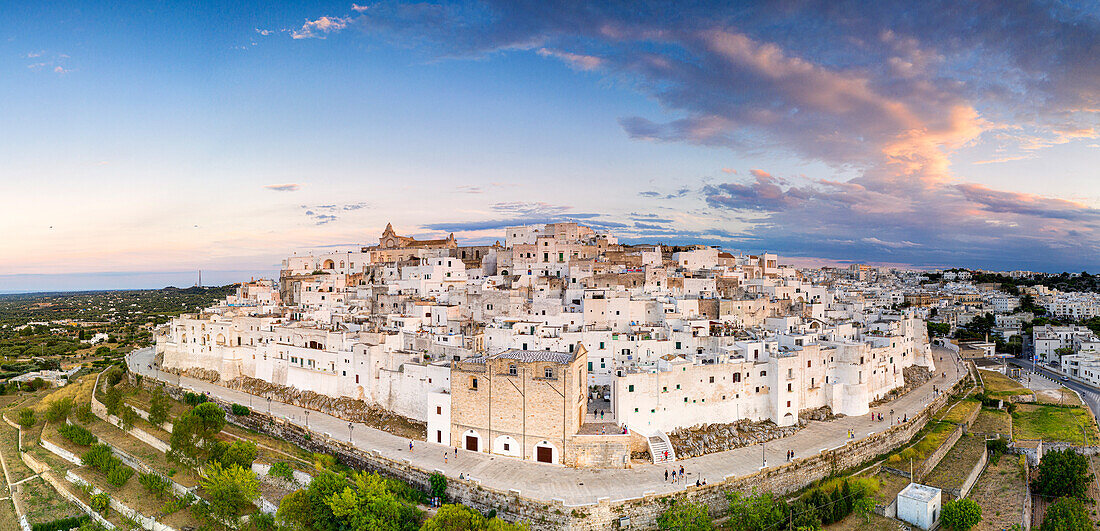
[{"xmin": 128, "ymin": 346, "xmax": 962, "ymax": 505}]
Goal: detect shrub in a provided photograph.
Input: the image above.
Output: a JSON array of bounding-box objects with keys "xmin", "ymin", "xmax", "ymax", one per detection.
[
  {"xmin": 17, "ymin": 407, "xmax": 35, "ymax": 428},
  {"xmin": 986, "ymin": 438, "xmax": 1009, "ymax": 465},
  {"xmin": 118, "ymin": 406, "xmax": 138, "ymax": 431},
  {"xmin": 108, "ymin": 465, "xmax": 134, "ymax": 487},
  {"xmin": 268, "ymin": 461, "xmax": 293, "ymax": 482},
  {"xmin": 58, "ymin": 424, "xmax": 97, "ymax": 446},
  {"xmin": 139, "ymin": 472, "xmax": 171, "ymax": 498},
  {"xmin": 941, "ymin": 498, "xmax": 982, "ymax": 531},
  {"xmin": 90, "ymin": 493, "xmax": 111, "ymax": 516},
  {"xmin": 31, "ymin": 515, "xmax": 90, "ymax": 531},
  {"xmin": 657, "ymin": 500, "xmax": 713, "ymax": 530},
  {"xmin": 183, "ymin": 392, "xmax": 206, "ymax": 406},
  {"xmin": 230, "ymin": 403, "xmax": 249, "ymax": 416},
  {"xmin": 212, "ymin": 440, "xmax": 258, "ymax": 469}
]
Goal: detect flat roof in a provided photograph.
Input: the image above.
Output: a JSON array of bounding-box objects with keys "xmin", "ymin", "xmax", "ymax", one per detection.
[{"xmin": 898, "ymin": 482, "xmax": 940, "ymax": 503}]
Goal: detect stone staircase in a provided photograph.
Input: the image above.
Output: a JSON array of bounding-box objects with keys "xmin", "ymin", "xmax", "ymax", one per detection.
[{"xmin": 648, "ymin": 434, "xmax": 676, "ymax": 464}]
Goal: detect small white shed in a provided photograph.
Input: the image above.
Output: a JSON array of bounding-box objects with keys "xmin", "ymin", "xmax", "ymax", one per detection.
[{"xmin": 897, "ymin": 482, "xmax": 941, "ymax": 530}]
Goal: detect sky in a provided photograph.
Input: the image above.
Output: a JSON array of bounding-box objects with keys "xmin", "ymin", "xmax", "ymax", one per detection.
[{"xmin": 2, "ymin": 1, "xmax": 1099, "ymax": 291}]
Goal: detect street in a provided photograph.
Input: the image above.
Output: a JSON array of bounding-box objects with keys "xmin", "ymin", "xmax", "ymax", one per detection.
[{"xmin": 127, "ymin": 346, "xmax": 962, "ymax": 505}]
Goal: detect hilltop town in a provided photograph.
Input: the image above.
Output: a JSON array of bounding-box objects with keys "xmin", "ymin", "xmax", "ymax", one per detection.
[{"xmin": 156, "ymin": 222, "xmax": 938, "ymax": 468}]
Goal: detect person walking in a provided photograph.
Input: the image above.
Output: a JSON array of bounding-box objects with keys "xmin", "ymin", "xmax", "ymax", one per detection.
[
  {"xmin": 671, "ymin": 470, "xmax": 677, "ymax": 483},
  {"xmin": 444, "ymin": 452, "xmax": 448, "ymax": 464},
  {"xmin": 665, "ymin": 469, "xmax": 669, "ymax": 481},
  {"xmin": 409, "ymin": 441, "xmax": 414, "ymax": 452},
  {"xmin": 679, "ymin": 464, "xmax": 684, "ymax": 476}
]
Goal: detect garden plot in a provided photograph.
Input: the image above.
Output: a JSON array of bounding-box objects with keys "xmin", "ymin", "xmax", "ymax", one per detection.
[
  {"xmin": 969, "ymin": 456, "xmax": 1027, "ymax": 531},
  {"xmin": 75, "ymin": 415, "xmax": 200, "ymax": 488},
  {"xmin": 16, "ymin": 476, "xmax": 81, "ymax": 526},
  {"xmin": 922, "ymin": 434, "xmax": 985, "ymax": 494},
  {"xmin": 0, "ymin": 418, "xmax": 34, "ymax": 483},
  {"xmin": 1012, "ymin": 404, "xmax": 1100, "ymax": 445},
  {"xmin": 0, "ymin": 498, "xmax": 18, "ymax": 531}
]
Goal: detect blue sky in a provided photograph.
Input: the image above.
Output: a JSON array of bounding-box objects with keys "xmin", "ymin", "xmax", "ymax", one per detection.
[{"xmin": 2, "ymin": 1, "xmax": 1099, "ymax": 291}]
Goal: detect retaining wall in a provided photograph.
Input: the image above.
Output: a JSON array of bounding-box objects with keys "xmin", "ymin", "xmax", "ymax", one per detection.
[{"xmin": 139, "ymin": 369, "xmax": 968, "ymax": 529}]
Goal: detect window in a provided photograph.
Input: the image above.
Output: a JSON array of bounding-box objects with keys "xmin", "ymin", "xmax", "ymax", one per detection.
[
  {"xmin": 628, "ymin": 385, "xmax": 635, "ymax": 392},
  {"xmin": 509, "ymin": 364, "xmax": 517, "ymax": 376},
  {"xmin": 470, "ymin": 377, "xmax": 478, "ymax": 390},
  {"xmin": 436, "ymin": 406, "xmax": 442, "ymax": 415},
  {"xmin": 675, "ymin": 341, "xmax": 681, "ymax": 349},
  {"xmin": 588, "ymin": 361, "xmax": 593, "ymax": 371},
  {"xmin": 807, "ymin": 360, "xmax": 812, "ymax": 368},
  {"xmin": 599, "ymin": 341, "xmax": 605, "ymax": 349},
  {"xmin": 786, "ymin": 400, "xmax": 791, "ymax": 407},
  {"xmin": 634, "ymin": 408, "xmax": 639, "ymax": 413},
  {"xmin": 684, "ymin": 397, "xmax": 688, "ymax": 402},
  {"xmin": 544, "ymin": 367, "xmax": 554, "ymax": 379},
  {"xmin": 504, "ymin": 442, "xmax": 510, "ymax": 451},
  {"xmin": 760, "ymin": 370, "xmax": 767, "ymax": 377},
  {"xmin": 787, "ymin": 383, "xmax": 792, "ymax": 392},
  {"xmin": 676, "ymin": 384, "xmax": 681, "ymax": 390},
  {"xmin": 355, "ymin": 375, "xmax": 359, "ymax": 383},
  {"xmin": 732, "ymin": 373, "xmax": 741, "ymax": 383},
  {"xmin": 709, "ymin": 376, "xmax": 714, "ymax": 383}
]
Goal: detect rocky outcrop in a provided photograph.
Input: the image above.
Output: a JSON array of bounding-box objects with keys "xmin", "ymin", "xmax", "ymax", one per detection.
[
  {"xmin": 667, "ymin": 419, "xmax": 804, "ymax": 459},
  {"xmin": 225, "ymin": 375, "xmax": 427, "ymax": 440},
  {"xmin": 166, "ymin": 366, "xmax": 220, "ymax": 383},
  {"xmin": 799, "ymin": 405, "xmax": 841, "ymax": 422},
  {"xmin": 870, "ymin": 365, "xmax": 933, "ymax": 407}
]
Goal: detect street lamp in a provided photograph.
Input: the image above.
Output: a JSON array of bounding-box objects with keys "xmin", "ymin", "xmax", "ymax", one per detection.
[
  {"xmin": 305, "ymin": 410, "xmax": 310, "ymax": 429},
  {"xmin": 348, "ymin": 422, "xmax": 354, "ymax": 443},
  {"xmin": 761, "ymin": 440, "xmax": 766, "ymax": 468},
  {"xmin": 267, "ymin": 396, "xmax": 272, "ymax": 414}
]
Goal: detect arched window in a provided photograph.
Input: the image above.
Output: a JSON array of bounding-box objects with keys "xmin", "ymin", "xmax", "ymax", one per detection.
[
  {"xmin": 509, "ymin": 364, "xmax": 517, "ymax": 376},
  {"xmin": 544, "ymin": 367, "xmax": 554, "ymax": 379}
]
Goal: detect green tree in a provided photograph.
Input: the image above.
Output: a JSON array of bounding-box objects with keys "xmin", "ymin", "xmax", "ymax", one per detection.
[
  {"xmin": 147, "ymin": 387, "xmax": 171, "ymax": 427},
  {"xmin": 419, "ymin": 503, "xmax": 527, "ymax": 531},
  {"xmin": 941, "ymin": 499, "xmax": 982, "ymax": 531},
  {"xmin": 201, "ymin": 462, "xmax": 260, "ymax": 521},
  {"xmin": 276, "ymin": 471, "xmax": 420, "ymax": 531},
  {"xmin": 1040, "ymin": 497, "xmax": 1092, "ymax": 531},
  {"xmin": 213, "ymin": 440, "xmax": 258, "ymax": 469},
  {"xmin": 428, "ymin": 472, "xmax": 447, "ymax": 502},
  {"xmin": 726, "ymin": 489, "xmax": 786, "ymax": 531},
  {"xmin": 657, "ymin": 500, "xmax": 713, "ymax": 530},
  {"xmin": 1032, "ymin": 449, "xmax": 1094, "ymax": 500},
  {"xmin": 168, "ymin": 402, "xmax": 226, "ymax": 464},
  {"xmin": 44, "ymin": 397, "xmax": 73, "ymax": 423}
]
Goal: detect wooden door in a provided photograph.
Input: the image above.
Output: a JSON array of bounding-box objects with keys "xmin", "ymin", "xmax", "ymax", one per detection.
[
  {"xmin": 536, "ymin": 446, "xmax": 552, "ymax": 463},
  {"xmin": 466, "ymin": 435, "xmax": 478, "ymax": 452}
]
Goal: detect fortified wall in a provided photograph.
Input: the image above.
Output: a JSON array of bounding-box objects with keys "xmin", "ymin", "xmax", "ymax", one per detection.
[{"xmin": 141, "ymin": 369, "xmax": 970, "ymax": 530}]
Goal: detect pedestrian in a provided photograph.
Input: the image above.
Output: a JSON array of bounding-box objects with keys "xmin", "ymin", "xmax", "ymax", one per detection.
[
  {"xmin": 696, "ymin": 479, "xmax": 700, "ymax": 487},
  {"xmin": 702, "ymin": 478, "xmax": 707, "ymax": 486},
  {"xmin": 672, "ymin": 470, "xmax": 676, "ymax": 483},
  {"xmin": 679, "ymin": 464, "xmax": 684, "ymax": 476},
  {"xmin": 455, "ymin": 447, "xmax": 458, "ymax": 457},
  {"xmin": 665, "ymin": 469, "xmax": 668, "ymax": 481},
  {"xmin": 409, "ymin": 441, "xmax": 414, "ymax": 452},
  {"xmin": 664, "ymin": 450, "xmax": 669, "ymax": 461},
  {"xmin": 444, "ymin": 452, "xmax": 448, "ymax": 464}
]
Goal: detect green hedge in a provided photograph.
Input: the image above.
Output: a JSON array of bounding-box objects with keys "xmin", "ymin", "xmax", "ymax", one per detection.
[
  {"xmin": 57, "ymin": 424, "xmax": 97, "ymax": 446},
  {"xmin": 30, "ymin": 514, "xmax": 90, "ymax": 531}
]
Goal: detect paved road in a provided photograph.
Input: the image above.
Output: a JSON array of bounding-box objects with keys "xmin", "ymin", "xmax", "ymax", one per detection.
[
  {"xmin": 128, "ymin": 346, "xmax": 961, "ymax": 505},
  {"xmin": 1011, "ymin": 357, "xmax": 1100, "ymax": 418}
]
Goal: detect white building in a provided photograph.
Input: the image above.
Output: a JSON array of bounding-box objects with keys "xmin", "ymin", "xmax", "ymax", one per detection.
[{"xmin": 897, "ymin": 483, "xmax": 941, "ymax": 530}]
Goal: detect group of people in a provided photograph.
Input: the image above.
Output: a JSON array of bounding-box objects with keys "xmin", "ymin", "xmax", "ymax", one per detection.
[{"xmin": 663, "ymin": 464, "xmax": 707, "ymax": 487}]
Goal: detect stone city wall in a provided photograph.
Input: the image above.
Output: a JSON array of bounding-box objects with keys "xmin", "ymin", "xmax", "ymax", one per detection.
[{"xmin": 142, "ymin": 362, "xmax": 968, "ymax": 529}]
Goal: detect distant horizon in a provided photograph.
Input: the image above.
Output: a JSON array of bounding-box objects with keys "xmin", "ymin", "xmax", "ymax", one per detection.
[{"xmin": 2, "ymin": 259, "xmax": 1092, "ymax": 294}]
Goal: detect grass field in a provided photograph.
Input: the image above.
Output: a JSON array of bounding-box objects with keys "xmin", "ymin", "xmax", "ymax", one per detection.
[
  {"xmin": 1012, "ymin": 404, "xmax": 1100, "ymax": 445},
  {"xmin": 970, "ymin": 409, "xmax": 1012, "ymax": 438},
  {"xmin": 938, "ymin": 398, "xmax": 981, "ymax": 424},
  {"xmin": 1035, "ymin": 387, "xmax": 1083, "ymax": 406},
  {"xmin": 980, "ymin": 369, "xmax": 1033, "ymax": 399}
]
